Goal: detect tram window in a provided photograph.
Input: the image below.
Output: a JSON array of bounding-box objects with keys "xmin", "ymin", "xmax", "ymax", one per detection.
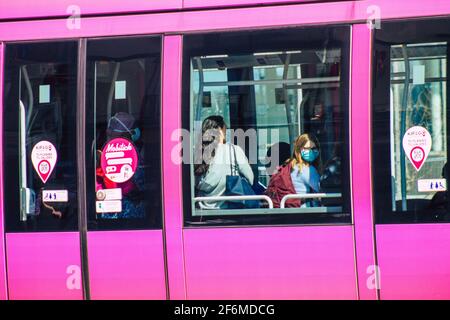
[
  {"xmin": 373, "ymin": 18, "xmax": 450, "ymax": 224},
  {"xmin": 182, "ymin": 26, "xmax": 352, "ymax": 226},
  {"xmin": 85, "ymin": 37, "xmax": 162, "ymax": 230},
  {"xmin": 3, "ymin": 42, "xmax": 79, "ymax": 232}
]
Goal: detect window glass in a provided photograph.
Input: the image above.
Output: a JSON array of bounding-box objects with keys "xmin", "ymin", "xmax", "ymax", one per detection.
[
  {"xmin": 85, "ymin": 37, "xmax": 162, "ymax": 230},
  {"xmin": 4, "ymin": 42, "xmax": 79, "ymax": 232},
  {"xmin": 182, "ymin": 27, "xmax": 351, "ymax": 226},
  {"xmin": 373, "ymin": 18, "xmax": 450, "ymax": 223}
]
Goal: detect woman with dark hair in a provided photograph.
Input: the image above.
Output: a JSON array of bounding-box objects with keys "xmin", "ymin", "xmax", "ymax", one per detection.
[{"xmin": 194, "ymin": 115, "xmax": 254, "ymax": 209}]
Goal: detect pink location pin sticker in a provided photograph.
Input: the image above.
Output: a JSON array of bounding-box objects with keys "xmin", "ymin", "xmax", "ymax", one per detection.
[
  {"xmin": 402, "ymin": 126, "xmax": 431, "ymax": 172},
  {"xmin": 38, "ymin": 160, "xmax": 51, "ymax": 183},
  {"xmin": 31, "ymin": 141, "xmax": 57, "ymax": 184},
  {"xmin": 410, "ymin": 146, "xmax": 425, "ymax": 171}
]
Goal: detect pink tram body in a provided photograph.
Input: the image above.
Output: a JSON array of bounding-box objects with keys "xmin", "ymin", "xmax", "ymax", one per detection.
[{"xmin": 0, "ymin": 0, "xmax": 450, "ymax": 300}]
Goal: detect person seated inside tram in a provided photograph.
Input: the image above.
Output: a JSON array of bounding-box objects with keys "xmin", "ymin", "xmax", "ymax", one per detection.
[
  {"xmin": 194, "ymin": 115, "xmax": 254, "ymax": 209},
  {"xmin": 96, "ymin": 111, "xmax": 145, "ymax": 219},
  {"xmin": 266, "ymin": 133, "xmax": 321, "ymax": 208}
]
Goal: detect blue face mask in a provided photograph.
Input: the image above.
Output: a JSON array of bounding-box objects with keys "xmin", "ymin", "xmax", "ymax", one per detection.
[{"xmin": 301, "ymin": 149, "xmax": 319, "ymax": 163}]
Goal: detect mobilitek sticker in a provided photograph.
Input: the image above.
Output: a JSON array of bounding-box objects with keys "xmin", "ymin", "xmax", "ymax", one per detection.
[
  {"xmin": 31, "ymin": 140, "xmax": 57, "ymax": 183},
  {"xmin": 101, "ymin": 138, "xmax": 138, "ymax": 183},
  {"xmin": 402, "ymin": 126, "xmax": 432, "ymax": 171}
]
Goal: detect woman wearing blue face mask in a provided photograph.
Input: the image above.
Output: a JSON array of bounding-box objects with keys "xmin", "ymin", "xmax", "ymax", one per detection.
[{"xmin": 289, "ymin": 133, "xmax": 322, "ymax": 207}]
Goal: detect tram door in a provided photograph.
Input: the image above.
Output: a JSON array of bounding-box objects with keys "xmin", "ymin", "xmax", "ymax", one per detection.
[
  {"xmin": 2, "ymin": 38, "xmax": 166, "ymax": 299},
  {"xmin": 373, "ymin": 18, "xmax": 450, "ymax": 299},
  {"xmin": 84, "ymin": 37, "xmax": 166, "ymax": 299}
]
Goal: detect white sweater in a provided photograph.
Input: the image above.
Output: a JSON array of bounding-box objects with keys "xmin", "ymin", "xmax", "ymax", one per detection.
[{"xmin": 196, "ymin": 143, "xmax": 254, "ymax": 209}]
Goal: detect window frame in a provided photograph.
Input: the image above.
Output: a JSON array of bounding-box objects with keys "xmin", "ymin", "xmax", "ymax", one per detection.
[
  {"xmin": 2, "ymin": 35, "xmax": 165, "ymax": 233},
  {"xmin": 182, "ymin": 25, "xmax": 353, "ymax": 227}
]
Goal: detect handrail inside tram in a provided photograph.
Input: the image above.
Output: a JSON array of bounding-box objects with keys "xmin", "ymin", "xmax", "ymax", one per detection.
[
  {"xmin": 280, "ymin": 193, "xmax": 342, "ymax": 208},
  {"xmin": 194, "ymin": 195, "xmax": 274, "ymax": 209}
]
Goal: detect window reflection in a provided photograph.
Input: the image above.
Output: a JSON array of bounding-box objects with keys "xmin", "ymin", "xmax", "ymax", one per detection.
[
  {"xmin": 184, "ymin": 28, "xmax": 351, "ymax": 226},
  {"xmin": 373, "ymin": 18, "xmax": 450, "ymax": 223},
  {"xmin": 86, "ymin": 37, "xmax": 162, "ymax": 230},
  {"xmin": 4, "ymin": 42, "xmax": 79, "ymax": 232},
  {"xmin": 390, "ymin": 43, "xmax": 447, "ymax": 213}
]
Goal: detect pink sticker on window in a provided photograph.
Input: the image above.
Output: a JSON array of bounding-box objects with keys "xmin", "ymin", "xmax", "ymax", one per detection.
[
  {"xmin": 402, "ymin": 126, "xmax": 432, "ymax": 171},
  {"xmin": 31, "ymin": 140, "xmax": 57, "ymax": 184},
  {"xmin": 101, "ymin": 138, "xmax": 138, "ymax": 183}
]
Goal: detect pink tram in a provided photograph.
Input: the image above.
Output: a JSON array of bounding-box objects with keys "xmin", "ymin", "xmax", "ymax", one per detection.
[{"xmin": 0, "ymin": 0, "xmax": 450, "ymax": 300}]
